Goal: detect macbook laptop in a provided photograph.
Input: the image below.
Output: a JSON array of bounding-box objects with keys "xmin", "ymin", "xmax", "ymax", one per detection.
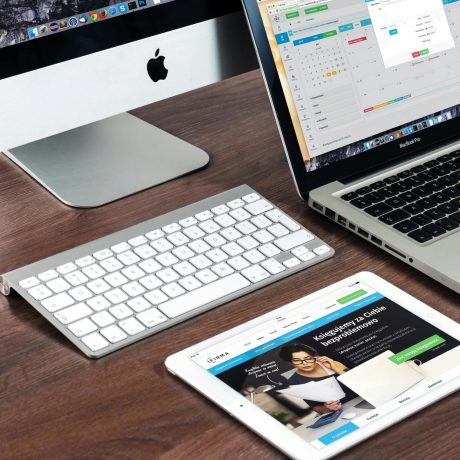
[{"xmin": 243, "ymin": 0, "xmax": 460, "ymax": 293}]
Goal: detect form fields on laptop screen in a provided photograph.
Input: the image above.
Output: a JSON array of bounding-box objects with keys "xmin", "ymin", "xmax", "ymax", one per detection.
[{"xmin": 257, "ymin": 0, "xmax": 460, "ymax": 171}]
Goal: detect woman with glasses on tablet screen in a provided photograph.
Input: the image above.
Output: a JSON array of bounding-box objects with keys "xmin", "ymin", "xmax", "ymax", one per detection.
[{"xmin": 279, "ymin": 343, "xmax": 353, "ymax": 415}]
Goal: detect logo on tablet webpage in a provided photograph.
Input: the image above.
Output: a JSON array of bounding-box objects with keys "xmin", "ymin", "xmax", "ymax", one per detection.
[{"xmin": 207, "ymin": 352, "xmax": 230, "ymax": 364}]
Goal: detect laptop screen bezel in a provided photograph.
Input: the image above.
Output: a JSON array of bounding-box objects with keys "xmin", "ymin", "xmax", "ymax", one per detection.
[{"xmin": 243, "ymin": 0, "xmax": 460, "ymax": 198}]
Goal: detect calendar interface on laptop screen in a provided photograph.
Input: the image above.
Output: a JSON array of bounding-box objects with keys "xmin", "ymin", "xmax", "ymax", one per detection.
[
  {"xmin": 192, "ymin": 282, "xmax": 460, "ymax": 450},
  {"xmin": 257, "ymin": 0, "xmax": 460, "ymax": 171}
]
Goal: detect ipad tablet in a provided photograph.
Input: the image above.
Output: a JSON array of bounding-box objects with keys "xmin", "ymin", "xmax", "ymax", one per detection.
[{"xmin": 165, "ymin": 272, "xmax": 460, "ymax": 459}]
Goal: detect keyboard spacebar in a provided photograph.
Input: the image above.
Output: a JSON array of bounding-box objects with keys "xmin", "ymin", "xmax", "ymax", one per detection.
[{"xmin": 158, "ymin": 274, "xmax": 251, "ymax": 319}]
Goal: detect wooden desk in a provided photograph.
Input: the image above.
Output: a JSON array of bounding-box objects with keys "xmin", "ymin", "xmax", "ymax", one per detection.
[{"xmin": 1, "ymin": 70, "xmax": 459, "ymax": 460}]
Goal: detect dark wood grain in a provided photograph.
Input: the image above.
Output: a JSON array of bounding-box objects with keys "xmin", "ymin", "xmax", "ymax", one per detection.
[{"xmin": 0, "ymin": 70, "xmax": 459, "ymax": 460}]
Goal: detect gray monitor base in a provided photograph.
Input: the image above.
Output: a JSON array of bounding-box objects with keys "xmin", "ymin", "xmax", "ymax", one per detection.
[{"xmin": 3, "ymin": 113, "xmax": 209, "ymax": 208}]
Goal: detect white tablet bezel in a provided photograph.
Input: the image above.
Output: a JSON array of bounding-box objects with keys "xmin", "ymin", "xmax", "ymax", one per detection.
[{"xmin": 165, "ymin": 272, "xmax": 460, "ymax": 460}]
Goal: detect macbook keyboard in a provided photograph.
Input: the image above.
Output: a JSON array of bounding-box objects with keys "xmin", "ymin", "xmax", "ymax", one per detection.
[
  {"xmin": 1, "ymin": 185, "xmax": 334, "ymax": 358},
  {"xmin": 342, "ymin": 150, "xmax": 460, "ymax": 243}
]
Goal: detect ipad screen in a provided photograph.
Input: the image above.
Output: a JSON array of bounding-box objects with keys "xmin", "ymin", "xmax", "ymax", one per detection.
[{"xmin": 191, "ymin": 281, "xmax": 460, "ymax": 450}]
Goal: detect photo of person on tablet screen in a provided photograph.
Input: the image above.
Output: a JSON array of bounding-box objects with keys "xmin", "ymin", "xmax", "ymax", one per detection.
[{"xmin": 279, "ymin": 343, "xmax": 352, "ymax": 414}]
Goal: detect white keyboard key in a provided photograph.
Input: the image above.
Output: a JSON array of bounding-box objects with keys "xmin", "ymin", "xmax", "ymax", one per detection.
[
  {"xmin": 238, "ymin": 235, "xmax": 259, "ymax": 250},
  {"xmin": 195, "ymin": 210, "xmax": 214, "ymax": 221},
  {"xmin": 139, "ymin": 274, "xmax": 163, "ymax": 291},
  {"xmin": 259, "ymin": 243, "xmax": 281, "ymax": 257},
  {"xmin": 158, "ymin": 273, "xmax": 250, "ymax": 319},
  {"xmin": 127, "ymin": 297, "xmax": 152, "ymax": 313},
  {"xmin": 134, "ymin": 244, "xmax": 157, "ymax": 259},
  {"xmin": 119, "ymin": 317, "xmax": 146, "ymax": 336},
  {"xmin": 157, "ymin": 268, "xmax": 180, "ymax": 283},
  {"xmin": 146, "ymin": 229, "xmax": 164, "ymax": 241},
  {"xmin": 291, "ymin": 246, "xmax": 309, "ymax": 257},
  {"xmin": 173, "ymin": 261, "xmax": 196, "ymax": 277},
  {"xmin": 87, "ymin": 295, "xmax": 111, "ymax": 311},
  {"xmin": 28, "ymin": 285, "xmax": 53, "ymax": 301},
  {"xmin": 68, "ymin": 318, "xmax": 97, "ymax": 337},
  {"xmin": 38, "ymin": 270, "xmax": 58, "ymax": 282},
  {"xmin": 100, "ymin": 257, "xmax": 124, "ymax": 273},
  {"xmin": 245, "ymin": 199, "xmax": 273, "ymax": 215},
  {"xmin": 156, "ymin": 252, "xmax": 179, "ymax": 267},
  {"xmin": 241, "ymin": 265, "xmax": 270, "ymax": 283},
  {"xmin": 211, "ymin": 262, "xmax": 234, "ymax": 278},
  {"xmin": 122, "ymin": 281, "xmax": 146, "ymax": 297},
  {"xmin": 167, "ymin": 232, "xmax": 190, "ymax": 246},
  {"xmin": 121, "ymin": 265, "xmax": 145, "ymax": 281},
  {"xmin": 137, "ymin": 308, "xmax": 168, "ymax": 328},
  {"xmin": 220, "ymin": 227, "xmax": 243, "ymax": 242},
  {"xmin": 75, "ymin": 255, "xmax": 96, "ymax": 268},
  {"xmin": 104, "ymin": 272, "xmax": 129, "ymax": 288},
  {"xmin": 55, "ymin": 303, "xmax": 92, "ymax": 324},
  {"xmin": 109, "ymin": 304, "xmax": 133, "ymax": 320},
  {"xmin": 91, "ymin": 311, "xmax": 116, "ymax": 328},
  {"xmin": 128, "ymin": 235, "xmax": 148, "ymax": 247},
  {"xmin": 229, "ymin": 208, "xmax": 251, "ymax": 222},
  {"xmin": 93, "ymin": 249, "xmax": 113, "ymax": 261},
  {"xmin": 172, "ymin": 246, "xmax": 195, "ymax": 261},
  {"xmin": 100, "ymin": 325, "xmax": 128, "ymax": 344},
  {"xmin": 243, "ymin": 249, "xmax": 265, "ymax": 264},
  {"xmin": 253, "ymin": 230, "xmax": 274, "ymax": 244},
  {"xmin": 162, "ymin": 282, "xmax": 186, "ymax": 298},
  {"xmin": 227, "ymin": 199, "xmax": 245, "ymax": 209},
  {"xmin": 211, "ymin": 204, "xmax": 230, "ymax": 215},
  {"xmin": 204, "ymin": 233, "xmax": 226, "ymax": 248},
  {"xmin": 111, "ymin": 242, "xmax": 131, "ymax": 254},
  {"xmin": 87, "ymin": 279, "xmax": 111, "ymax": 294},
  {"xmin": 268, "ymin": 223, "xmax": 290, "ymax": 238},
  {"xmin": 138, "ymin": 258, "xmax": 162, "ymax": 274},
  {"xmin": 235, "ymin": 220, "xmax": 258, "ymax": 235},
  {"xmin": 56, "ymin": 262, "xmax": 78, "ymax": 275},
  {"xmin": 105, "ymin": 288, "xmax": 129, "ymax": 304},
  {"xmin": 251, "ymin": 215, "xmax": 272, "ymax": 229},
  {"xmin": 179, "ymin": 216, "xmax": 198, "ymax": 227},
  {"xmin": 275, "ymin": 230, "xmax": 314, "ymax": 251},
  {"xmin": 214, "ymin": 214, "xmax": 236, "ymax": 228},
  {"xmin": 65, "ymin": 270, "xmax": 89, "ymax": 287},
  {"xmin": 314, "ymin": 245, "xmax": 332, "ymax": 256},
  {"xmin": 261, "ymin": 258, "xmax": 285, "ymax": 275},
  {"xmin": 266, "ymin": 210, "xmax": 301, "ymax": 231},
  {"xmin": 206, "ymin": 249, "xmax": 228, "ymax": 263},
  {"xmin": 19, "ymin": 276, "xmax": 40, "ymax": 289},
  {"xmin": 299, "ymin": 252, "xmax": 316, "ymax": 262},
  {"xmin": 221, "ymin": 242, "xmax": 244, "ymax": 257},
  {"xmin": 183, "ymin": 225, "xmax": 206, "ymax": 240},
  {"xmin": 68, "ymin": 286, "xmax": 92, "ymax": 302},
  {"xmin": 283, "ymin": 257, "xmax": 301, "ymax": 268},
  {"xmin": 199, "ymin": 220, "xmax": 221, "ymax": 234},
  {"xmin": 243, "ymin": 193, "xmax": 260, "ymax": 203},
  {"xmin": 178, "ymin": 276, "xmax": 202, "ymax": 291},
  {"xmin": 163, "ymin": 222, "xmax": 182, "ymax": 234},
  {"xmin": 82, "ymin": 264, "xmax": 106, "ymax": 280},
  {"xmin": 117, "ymin": 251, "xmax": 141, "ymax": 266},
  {"xmin": 227, "ymin": 256, "xmax": 250, "ymax": 271},
  {"xmin": 195, "ymin": 269, "xmax": 219, "ymax": 284},
  {"xmin": 144, "ymin": 289, "xmax": 169, "ymax": 305},
  {"xmin": 188, "ymin": 239, "xmax": 211, "ymax": 254},
  {"xmin": 41, "ymin": 292, "xmax": 75, "ymax": 312},
  {"xmin": 82, "ymin": 332, "xmax": 109, "ymax": 352},
  {"xmin": 47, "ymin": 278, "xmax": 71, "ymax": 294},
  {"xmin": 151, "ymin": 238, "xmax": 174, "ymax": 253}
]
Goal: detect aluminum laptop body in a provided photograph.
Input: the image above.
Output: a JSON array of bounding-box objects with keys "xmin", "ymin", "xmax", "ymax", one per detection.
[{"xmin": 243, "ymin": 0, "xmax": 460, "ymax": 293}]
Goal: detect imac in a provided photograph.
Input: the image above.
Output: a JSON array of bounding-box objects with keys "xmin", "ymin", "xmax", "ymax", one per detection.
[{"xmin": 0, "ymin": 1, "xmax": 258, "ymax": 207}]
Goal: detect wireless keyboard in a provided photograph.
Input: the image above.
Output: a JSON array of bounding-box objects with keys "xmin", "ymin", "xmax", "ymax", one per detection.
[{"xmin": 1, "ymin": 185, "xmax": 334, "ymax": 358}]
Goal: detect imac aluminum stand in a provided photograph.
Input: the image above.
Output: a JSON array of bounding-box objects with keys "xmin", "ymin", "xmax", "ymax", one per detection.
[{"xmin": 3, "ymin": 113, "xmax": 209, "ymax": 208}]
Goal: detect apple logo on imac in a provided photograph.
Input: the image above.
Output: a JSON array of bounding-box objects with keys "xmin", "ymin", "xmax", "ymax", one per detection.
[{"xmin": 147, "ymin": 49, "xmax": 169, "ymax": 82}]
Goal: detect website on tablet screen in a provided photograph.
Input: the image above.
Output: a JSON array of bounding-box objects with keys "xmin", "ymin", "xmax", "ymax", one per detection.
[{"xmin": 192, "ymin": 282, "xmax": 460, "ymax": 449}]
